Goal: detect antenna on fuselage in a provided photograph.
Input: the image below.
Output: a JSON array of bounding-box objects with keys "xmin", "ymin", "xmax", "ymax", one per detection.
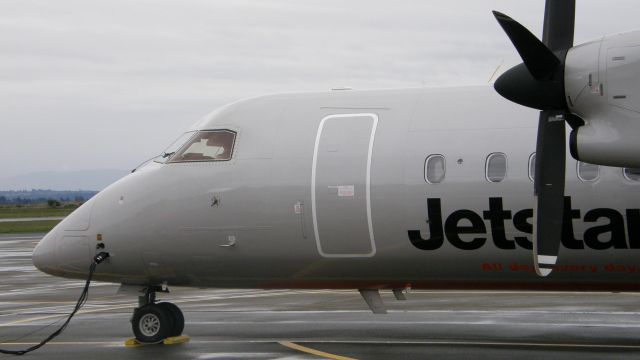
[{"xmin": 487, "ymin": 58, "xmax": 504, "ymax": 83}]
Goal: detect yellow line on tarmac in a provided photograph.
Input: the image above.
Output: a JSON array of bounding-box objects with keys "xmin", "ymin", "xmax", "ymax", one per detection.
[{"xmin": 279, "ymin": 341, "xmax": 356, "ymax": 360}]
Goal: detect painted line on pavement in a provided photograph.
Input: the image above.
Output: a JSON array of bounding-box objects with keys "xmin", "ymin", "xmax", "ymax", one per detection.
[
  {"xmin": 0, "ymin": 289, "xmax": 310, "ymax": 327},
  {"xmin": 1, "ymin": 339, "xmax": 640, "ymax": 350},
  {"xmin": 279, "ymin": 341, "xmax": 357, "ymax": 360},
  {"xmin": 0, "ymin": 217, "xmax": 64, "ymax": 223}
]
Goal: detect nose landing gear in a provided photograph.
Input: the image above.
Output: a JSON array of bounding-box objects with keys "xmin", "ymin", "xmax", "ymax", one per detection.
[{"xmin": 131, "ymin": 287, "xmax": 184, "ymax": 344}]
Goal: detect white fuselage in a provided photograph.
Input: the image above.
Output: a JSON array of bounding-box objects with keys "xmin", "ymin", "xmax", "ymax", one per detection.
[{"xmin": 33, "ymin": 86, "xmax": 640, "ymax": 291}]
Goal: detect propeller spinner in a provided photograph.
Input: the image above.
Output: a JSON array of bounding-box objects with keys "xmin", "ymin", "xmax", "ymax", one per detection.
[{"xmin": 493, "ymin": 1, "xmax": 579, "ymax": 277}]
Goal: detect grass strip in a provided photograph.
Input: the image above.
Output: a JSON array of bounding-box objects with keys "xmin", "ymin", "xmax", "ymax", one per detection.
[
  {"xmin": 0, "ymin": 207, "xmax": 75, "ymax": 218},
  {"xmin": 0, "ymin": 220, "xmax": 61, "ymax": 234}
]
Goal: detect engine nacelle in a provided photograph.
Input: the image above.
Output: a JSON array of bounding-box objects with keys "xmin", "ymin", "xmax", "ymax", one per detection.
[{"xmin": 565, "ymin": 30, "xmax": 640, "ymax": 168}]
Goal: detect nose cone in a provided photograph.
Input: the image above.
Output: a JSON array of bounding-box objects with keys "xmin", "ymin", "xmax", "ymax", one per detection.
[
  {"xmin": 32, "ymin": 228, "xmax": 59, "ymax": 276},
  {"xmin": 32, "ymin": 199, "xmax": 96, "ymax": 277}
]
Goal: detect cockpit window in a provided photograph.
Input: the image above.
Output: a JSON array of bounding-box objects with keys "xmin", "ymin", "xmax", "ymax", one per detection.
[
  {"xmin": 169, "ymin": 130, "xmax": 236, "ymax": 162},
  {"xmin": 155, "ymin": 131, "xmax": 196, "ymax": 164}
]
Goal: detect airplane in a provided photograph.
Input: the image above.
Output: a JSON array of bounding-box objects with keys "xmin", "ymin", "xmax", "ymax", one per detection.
[{"xmin": 29, "ymin": 0, "xmax": 640, "ymax": 345}]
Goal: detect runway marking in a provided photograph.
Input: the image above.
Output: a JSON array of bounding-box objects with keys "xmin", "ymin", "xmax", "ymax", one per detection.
[
  {"xmin": 1, "ymin": 339, "xmax": 640, "ymax": 351},
  {"xmin": 0, "ymin": 301, "xmax": 83, "ymax": 304},
  {"xmin": 0, "ymin": 304, "xmax": 134, "ymax": 326},
  {"xmin": 182, "ymin": 309, "xmax": 640, "ymax": 316},
  {"xmin": 322, "ymin": 340, "xmax": 640, "ymax": 350},
  {"xmin": 279, "ymin": 341, "xmax": 356, "ymax": 360},
  {"xmin": 0, "ymin": 217, "xmax": 64, "ymax": 223},
  {"xmin": 187, "ymin": 320, "xmax": 640, "ymax": 328},
  {"xmin": 0, "ymin": 289, "xmax": 319, "ymax": 327},
  {"xmin": 0, "ymin": 341, "xmax": 122, "ymax": 346},
  {"xmin": 0, "ymin": 236, "xmax": 42, "ymax": 240}
]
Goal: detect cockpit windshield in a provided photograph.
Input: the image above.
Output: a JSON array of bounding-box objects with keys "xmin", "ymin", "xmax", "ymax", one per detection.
[
  {"xmin": 154, "ymin": 131, "xmax": 197, "ymax": 164},
  {"xmin": 168, "ymin": 130, "xmax": 236, "ymax": 162}
]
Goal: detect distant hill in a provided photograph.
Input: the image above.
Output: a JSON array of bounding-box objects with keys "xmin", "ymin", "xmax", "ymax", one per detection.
[
  {"xmin": 0, "ymin": 169, "xmax": 129, "ymax": 191},
  {"xmin": 0, "ymin": 190, "xmax": 99, "ymax": 204}
]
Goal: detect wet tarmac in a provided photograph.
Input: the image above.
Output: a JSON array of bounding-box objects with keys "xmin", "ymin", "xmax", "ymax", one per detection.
[
  {"xmin": 1, "ymin": 234, "xmax": 640, "ymax": 359},
  {"xmin": 0, "ymin": 217, "xmax": 65, "ymax": 223}
]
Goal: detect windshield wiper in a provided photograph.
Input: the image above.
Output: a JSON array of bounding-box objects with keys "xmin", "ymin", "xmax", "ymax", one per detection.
[
  {"xmin": 162, "ymin": 151, "xmax": 175, "ymax": 158},
  {"xmin": 132, "ymin": 154, "xmax": 163, "ymax": 173}
]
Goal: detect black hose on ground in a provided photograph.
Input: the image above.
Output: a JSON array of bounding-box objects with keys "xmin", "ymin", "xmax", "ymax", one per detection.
[{"xmin": 0, "ymin": 252, "xmax": 110, "ymax": 356}]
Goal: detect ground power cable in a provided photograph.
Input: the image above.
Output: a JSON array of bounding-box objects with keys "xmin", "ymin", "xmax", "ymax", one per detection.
[{"xmin": 0, "ymin": 252, "xmax": 110, "ymax": 356}]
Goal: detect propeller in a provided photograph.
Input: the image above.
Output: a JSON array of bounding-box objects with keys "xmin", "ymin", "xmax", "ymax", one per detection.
[{"xmin": 492, "ymin": 1, "xmax": 577, "ymax": 277}]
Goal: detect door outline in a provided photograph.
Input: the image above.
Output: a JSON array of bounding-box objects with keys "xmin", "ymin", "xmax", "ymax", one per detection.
[{"xmin": 311, "ymin": 113, "xmax": 378, "ymax": 258}]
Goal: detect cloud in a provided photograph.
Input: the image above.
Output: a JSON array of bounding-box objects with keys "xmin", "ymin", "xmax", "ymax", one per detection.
[{"xmin": 0, "ymin": 0, "xmax": 638, "ymax": 183}]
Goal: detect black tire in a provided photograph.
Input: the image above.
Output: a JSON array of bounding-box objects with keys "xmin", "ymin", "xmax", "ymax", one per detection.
[
  {"xmin": 131, "ymin": 304, "xmax": 174, "ymax": 343},
  {"xmin": 158, "ymin": 302, "xmax": 184, "ymax": 336}
]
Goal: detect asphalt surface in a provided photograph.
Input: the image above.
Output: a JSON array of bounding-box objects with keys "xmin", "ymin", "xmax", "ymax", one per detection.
[
  {"xmin": 0, "ymin": 217, "xmax": 65, "ymax": 223},
  {"xmin": 1, "ymin": 234, "xmax": 640, "ymax": 359}
]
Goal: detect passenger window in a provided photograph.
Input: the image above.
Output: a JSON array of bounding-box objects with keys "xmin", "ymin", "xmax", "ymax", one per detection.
[
  {"xmin": 486, "ymin": 153, "xmax": 507, "ymax": 183},
  {"xmin": 528, "ymin": 153, "xmax": 536, "ymax": 182},
  {"xmin": 623, "ymin": 168, "xmax": 640, "ymax": 182},
  {"xmin": 425, "ymin": 155, "xmax": 446, "ymax": 184},
  {"xmin": 577, "ymin": 162, "xmax": 599, "ymax": 182},
  {"xmin": 169, "ymin": 130, "xmax": 236, "ymax": 162}
]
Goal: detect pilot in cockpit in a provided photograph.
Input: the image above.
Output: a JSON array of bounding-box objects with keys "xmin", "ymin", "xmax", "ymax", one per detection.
[
  {"xmin": 166, "ymin": 130, "xmax": 236, "ymax": 162},
  {"xmin": 206, "ymin": 133, "xmax": 232, "ymax": 159}
]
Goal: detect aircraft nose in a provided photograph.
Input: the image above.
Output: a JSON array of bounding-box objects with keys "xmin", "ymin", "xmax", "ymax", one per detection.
[
  {"xmin": 32, "ymin": 229, "xmax": 59, "ymax": 275},
  {"xmin": 32, "ymin": 199, "xmax": 96, "ymax": 276}
]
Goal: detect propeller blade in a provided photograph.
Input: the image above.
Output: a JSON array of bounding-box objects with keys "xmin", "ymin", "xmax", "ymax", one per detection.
[
  {"xmin": 533, "ymin": 111, "xmax": 566, "ymax": 276},
  {"xmin": 492, "ymin": 11, "xmax": 559, "ymax": 80},
  {"xmin": 493, "ymin": 1, "xmax": 575, "ymax": 277},
  {"xmin": 541, "ymin": 0, "xmax": 575, "ymax": 51}
]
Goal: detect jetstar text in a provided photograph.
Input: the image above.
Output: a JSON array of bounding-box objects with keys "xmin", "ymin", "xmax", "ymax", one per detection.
[{"xmin": 408, "ymin": 197, "xmax": 640, "ymax": 251}]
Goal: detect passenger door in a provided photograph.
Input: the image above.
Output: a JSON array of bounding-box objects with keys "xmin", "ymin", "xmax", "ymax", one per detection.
[{"xmin": 311, "ymin": 113, "xmax": 378, "ymax": 257}]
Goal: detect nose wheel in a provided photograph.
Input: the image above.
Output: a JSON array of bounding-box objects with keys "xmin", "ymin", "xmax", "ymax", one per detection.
[
  {"xmin": 157, "ymin": 302, "xmax": 184, "ymax": 336},
  {"xmin": 131, "ymin": 288, "xmax": 184, "ymax": 343}
]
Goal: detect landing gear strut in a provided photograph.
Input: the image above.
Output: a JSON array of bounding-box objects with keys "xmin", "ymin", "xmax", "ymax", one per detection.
[{"xmin": 130, "ymin": 287, "xmax": 184, "ymax": 343}]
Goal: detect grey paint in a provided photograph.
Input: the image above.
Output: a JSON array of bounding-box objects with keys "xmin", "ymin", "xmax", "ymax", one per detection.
[
  {"xmin": 32, "ymin": 86, "xmax": 640, "ymax": 291},
  {"xmin": 314, "ymin": 114, "xmax": 376, "ymax": 257}
]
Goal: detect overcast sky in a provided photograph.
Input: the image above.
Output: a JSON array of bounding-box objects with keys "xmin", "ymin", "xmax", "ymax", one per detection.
[{"xmin": 1, "ymin": 0, "xmax": 638, "ymax": 179}]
